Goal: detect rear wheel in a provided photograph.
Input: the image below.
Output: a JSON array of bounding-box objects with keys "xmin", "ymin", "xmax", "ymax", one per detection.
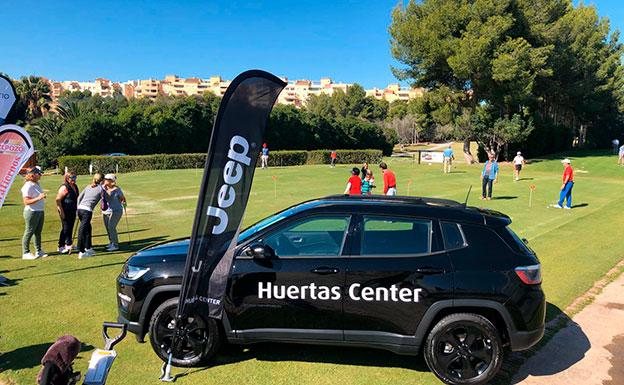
[
  {"xmin": 148, "ymin": 297, "xmax": 221, "ymax": 367},
  {"xmin": 424, "ymin": 313, "xmax": 503, "ymax": 385}
]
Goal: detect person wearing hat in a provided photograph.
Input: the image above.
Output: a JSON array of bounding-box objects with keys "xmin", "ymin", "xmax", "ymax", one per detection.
[
  {"xmin": 21, "ymin": 167, "xmax": 47, "ymax": 259},
  {"xmin": 55, "ymin": 170, "xmax": 79, "ymax": 254},
  {"xmin": 344, "ymin": 167, "xmax": 362, "ymax": 195},
  {"xmin": 513, "ymin": 151, "xmax": 526, "ymax": 181},
  {"xmin": 102, "ymin": 173, "xmax": 126, "ymax": 252},
  {"xmin": 260, "ymin": 143, "xmax": 269, "ymax": 169},
  {"xmin": 555, "ymin": 159, "xmax": 574, "ymax": 209}
]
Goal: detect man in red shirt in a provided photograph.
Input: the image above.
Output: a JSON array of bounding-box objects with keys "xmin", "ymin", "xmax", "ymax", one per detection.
[
  {"xmin": 330, "ymin": 150, "xmax": 337, "ymax": 168},
  {"xmin": 344, "ymin": 168, "xmax": 362, "ymax": 195},
  {"xmin": 379, "ymin": 162, "xmax": 397, "ymax": 195},
  {"xmin": 555, "ymin": 158, "xmax": 574, "ymax": 209}
]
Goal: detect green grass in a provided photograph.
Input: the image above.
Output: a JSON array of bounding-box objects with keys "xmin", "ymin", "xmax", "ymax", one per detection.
[{"xmin": 1, "ymin": 152, "xmax": 623, "ymax": 385}]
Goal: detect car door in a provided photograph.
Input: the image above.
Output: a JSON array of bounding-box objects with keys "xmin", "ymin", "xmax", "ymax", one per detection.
[
  {"xmin": 227, "ymin": 214, "xmax": 352, "ymax": 341},
  {"xmin": 343, "ymin": 214, "xmax": 453, "ymax": 345}
]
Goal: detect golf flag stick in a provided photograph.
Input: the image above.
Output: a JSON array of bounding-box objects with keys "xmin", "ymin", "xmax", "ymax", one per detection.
[{"xmin": 123, "ymin": 205, "xmax": 131, "ymax": 243}]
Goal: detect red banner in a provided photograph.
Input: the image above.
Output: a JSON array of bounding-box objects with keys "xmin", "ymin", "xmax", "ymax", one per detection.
[{"xmin": 0, "ymin": 124, "xmax": 34, "ymax": 209}]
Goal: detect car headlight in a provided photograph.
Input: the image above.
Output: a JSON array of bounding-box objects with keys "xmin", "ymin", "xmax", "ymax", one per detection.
[{"xmin": 123, "ymin": 264, "xmax": 150, "ymax": 280}]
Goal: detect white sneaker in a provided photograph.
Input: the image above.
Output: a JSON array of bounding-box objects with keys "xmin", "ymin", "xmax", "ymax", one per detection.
[
  {"xmin": 65, "ymin": 245, "xmax": 73, "ymax": 255},
  {"xmin": 78, "ymin": 251, "xmax": 93, "ymax": 259},
  {"xmin": 59, "ymin": 246, "xmax": 70, "ymax": 254},
  {"xmin": 36, "ymin": 251, "xmax": 48, "ymax": 258},
  {"xmin": 85, "ymin": 248, "xmax": 96, "ymax": 256},
  {"xmin": 563, "ymin": 206, "xmax": 571, "ymax": 210},
  {"xmin": 58, "ymin": 246, "xmax": 65, "ymax": 253},
  {"xmin": 553, "ymin": 204, "xmax": 563, "ymax": 209},
  {"xmin": 22, "ymin": 252, "xmax": 40, "ymax": 260},
  {"xmin": 106, "ymin": 244, "xmax": 119, "ymax": 252}
]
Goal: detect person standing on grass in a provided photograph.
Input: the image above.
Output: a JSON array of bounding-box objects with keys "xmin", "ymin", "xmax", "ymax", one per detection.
[
  {"xmin": 360, "ymin": 162, "xmax": 370, "ymax": 180},
  {"xmin": 76, "ymin": 173, "xmax": 104, "ymax": 259},
  {"xmin": 330, "ymin": 150, "xmax": 337, "ymax": 167},
  {"xmin": 344, "ymin": 167, "xmax": 362, "ymax": 195},
  {"xmin": 554, "ymin": 159, "xmax": 574, "ymax": 209},
  {"xmin": 443, "ymin": 145, "xmax": 454, "ymax": 174},
  {"xmin": 55, "ymin": 171, "xmax": 79, "ymax": 255},
  {"xmin": 513, "ymin": 151, "xmax": 526, "ymax": 181},
  {"xmin": 21, "ymin": 167, "xmax": 47, "ymax": 260},
  {"xmin": 379, "ymin": 162, "xmax": 397, "ymax": 196},
  {"xmin": 260, "ymin": 143, "xmax": 269, "ymax": 169},
  {"xmin": 102, "ymin": 174, "xmax": 126, "ymax": 252},
  {"xmin": 619, "ymin": 144, "xmax": 624, "ymax": 166},
  {"xmin": 480, "ymin": 152, "xmax": 499, "ymax": 200},
  {"xmin": 361, "ymin": 169, "xmax": 374, "ymax": 195}
]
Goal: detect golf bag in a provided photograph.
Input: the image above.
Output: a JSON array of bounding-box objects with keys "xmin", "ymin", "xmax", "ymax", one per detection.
[
  {"xmin": 37, "ymin": 323, "xmax": 127, "ymax": 385},
  {"xmin": 37, "ymin": 335, "xmax": 82, "ymax": 385}
]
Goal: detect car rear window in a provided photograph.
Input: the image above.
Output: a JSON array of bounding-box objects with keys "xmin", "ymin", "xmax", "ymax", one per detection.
[
  {"xmin": 501, "ymin": 227, "xmax": 533, "ymax": 255},
  {"xmin": 441, "ymin": 222, "xmax": 467, "ymax": 250}
]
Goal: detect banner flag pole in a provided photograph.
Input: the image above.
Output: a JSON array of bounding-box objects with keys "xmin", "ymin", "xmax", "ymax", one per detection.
[{"xmin": 159, "ymin": 70, "xmax": 285, "ymax": 381}]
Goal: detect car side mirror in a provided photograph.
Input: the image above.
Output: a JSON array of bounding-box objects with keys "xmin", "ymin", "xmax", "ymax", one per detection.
[
  {"xmin": 522, "ymin": 238, "xmax": 529, "ymax": 245},
  {"xmin": 245, "ymin": 243, "xmax": 275, "ymax": 262}
]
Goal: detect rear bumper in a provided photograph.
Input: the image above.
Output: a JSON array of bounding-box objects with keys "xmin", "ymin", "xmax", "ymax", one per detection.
[{"xmin": 509, "ymin": 325, "xmax": 544, "ymax": 351}]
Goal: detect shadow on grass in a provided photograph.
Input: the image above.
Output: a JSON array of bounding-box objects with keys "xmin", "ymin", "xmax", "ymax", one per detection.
[
  {"xmin": 449, "ymin": 171, "xmax": 467, "ymax": 174},
  {"xmin": 492, "ymin": 196, "xmax": 518, "ymax": 200},
  {"xmin": 517, "ymin": 177, "xmax": 534, "ymax": 181},
  {"xmin": 0, "ymin": 341, "xmax": 94, "ymax": 373},
  {"xmin": 0, "ymin": 265, "xmax": 36, "ymax": 274},
  {"xmin": 572, "ymin": 203, "xmax": 589, "ymax": 208},
  {"xmin": 510, "ymin": 303, "xmax": 590, "ymax": 384},
  {"xmin": 0, "ymin": 255, "xmax": 12, "ymax": 259},
  {"xmin": 91, "ymin": 228, "xmax": 149, "ymax": 240},
  {"xmin": 210, "ymin": 344, "xmax": 429, "ymax": 372},
  {"xmin": 0, "ymin": 237, "xmax": 18, "ymax": 242},
  {"xmin": 20, "ymin": 236, "xmax": 168, "ymax": 280}
]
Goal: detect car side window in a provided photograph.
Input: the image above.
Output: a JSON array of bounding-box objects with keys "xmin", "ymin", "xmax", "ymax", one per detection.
[
  {"xmin": 441, "ymin": 222, "xmax": 467, "ymax": 250},
  {"xmin": 264, "ymin": 216, "xmax": 350, "ymax": 257},
  {"xmin": 360, "ymin": 216, "xmax": 431, "ymax": 255}
]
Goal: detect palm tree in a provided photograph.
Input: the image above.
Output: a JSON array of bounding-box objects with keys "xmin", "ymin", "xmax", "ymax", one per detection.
[{"xmin": 16, "ymin": 76, "xmax": 51, "ymax": 121}]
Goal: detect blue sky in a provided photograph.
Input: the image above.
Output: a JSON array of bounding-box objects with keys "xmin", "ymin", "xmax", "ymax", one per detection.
[{"xmin": 2, "ymin": 0, "xmax": 622, "ymax": 88}]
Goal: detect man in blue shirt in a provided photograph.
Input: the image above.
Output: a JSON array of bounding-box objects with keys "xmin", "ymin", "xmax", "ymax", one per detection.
[
  {"xmin": 261, "ymin": 143, "xmax": 269, "ymax": 169},
  {"xmin": 443, "ymin": 145, "xmax": 454, "ymax": 174},
  {"xmin": 481, "ymin": 152, "xmax": 499, "ymax": 200}
]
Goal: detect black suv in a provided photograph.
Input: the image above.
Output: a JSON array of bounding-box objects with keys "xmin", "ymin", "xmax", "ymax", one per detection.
[{"xmin": 117, "ymin": 195, "xmax": 545, "ymax": 385}]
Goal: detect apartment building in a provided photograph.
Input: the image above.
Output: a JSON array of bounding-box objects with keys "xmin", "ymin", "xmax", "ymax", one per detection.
[
  {"xmin": 46, "ymin": 76, "xmax": 425, "ymax": 104},
  {"xmin": 366, "ymin": 83, "xmax": 426, "ymax": 103}
]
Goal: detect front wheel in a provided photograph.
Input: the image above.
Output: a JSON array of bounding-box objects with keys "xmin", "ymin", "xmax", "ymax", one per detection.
[
  {"xmin": 424, "ymin": 313, "xmax": 503, "ymax": 385},
  {"xmin": 148, "ymin": 297, "xmax": 221, "ymax": 367}
]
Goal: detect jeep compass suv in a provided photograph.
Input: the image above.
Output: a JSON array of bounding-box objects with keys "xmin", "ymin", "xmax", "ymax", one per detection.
[{"xmin": 117, "ymin": 195, "xmax": 545, "ymax": 385}]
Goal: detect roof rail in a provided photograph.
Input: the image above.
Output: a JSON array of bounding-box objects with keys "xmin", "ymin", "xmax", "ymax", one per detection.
[{"xmin": 322, "ymin": 194, "xmax": 463, "ymax": 208}]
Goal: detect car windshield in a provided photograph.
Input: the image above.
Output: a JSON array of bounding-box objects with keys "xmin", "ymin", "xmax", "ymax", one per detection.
[{"xmin": 239, "ymin": 210, "xmax": 290, "ymax": 242}]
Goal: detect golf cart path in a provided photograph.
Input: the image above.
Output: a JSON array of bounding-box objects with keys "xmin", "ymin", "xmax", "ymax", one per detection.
[{"xmin": 513, "ymin": 271, "xmax": 624, "ymax": 385}]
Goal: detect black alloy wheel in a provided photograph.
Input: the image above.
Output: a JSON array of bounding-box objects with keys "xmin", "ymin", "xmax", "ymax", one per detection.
[
  {"xmin": 425, "ymin": 313, "xmax": 503, "ymax": 385},
  {"xmin": 149, "ymin": 297, "xmax": 221, "ymax": 367}
]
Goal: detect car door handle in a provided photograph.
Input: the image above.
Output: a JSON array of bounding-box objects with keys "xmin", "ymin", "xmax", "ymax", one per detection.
[
  {"xmin": 415, "ymin": 267, "xmax": 446, "ymax": 275},
  {"xmin": 292, "ymin": 237, "xmax": 303, "ymax": 244},
  {"xmin": 311, "ymin": 267, "xmax": 340, "ymax": 275}
]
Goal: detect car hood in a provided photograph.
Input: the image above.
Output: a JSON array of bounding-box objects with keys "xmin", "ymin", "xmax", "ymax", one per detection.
[{"xmin": 128, "ymin": 238, "xmax": 189, "ymax": 265}]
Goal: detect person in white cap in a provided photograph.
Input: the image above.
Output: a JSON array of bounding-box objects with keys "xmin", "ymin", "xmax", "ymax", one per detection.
[
  {"xmin": 513, "ymin": 151, "xmax": 525, "ymax": 181},
  {"xmin": 555, "ymin": 159, "xmax": 574, "ymax": 209},
  {"xmin": 102, "ymin": 173, "xmax": 126, "ymax": 251}
]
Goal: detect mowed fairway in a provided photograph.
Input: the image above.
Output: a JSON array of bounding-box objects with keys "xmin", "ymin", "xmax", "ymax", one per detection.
[{"xmin": 1, "ymin": 151, "xmax": 623, "ymax": 385}]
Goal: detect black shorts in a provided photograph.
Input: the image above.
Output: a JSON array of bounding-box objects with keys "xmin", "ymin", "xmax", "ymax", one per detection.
[{"xmin": 515, "ymin": 164, "xmax": 522, "ymax": 171}]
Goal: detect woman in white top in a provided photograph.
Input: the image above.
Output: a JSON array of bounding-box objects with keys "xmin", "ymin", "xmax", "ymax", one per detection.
[
  {"xmin": 21, "ymin": 167, "xmax": 47, "ymax": 260},
  {"xmin": 513, "ymin": 151, "xmax": 526, "ymax": 181}
]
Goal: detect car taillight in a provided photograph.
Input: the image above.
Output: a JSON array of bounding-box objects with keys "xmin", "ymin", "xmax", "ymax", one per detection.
[{"xmin": 515, "ymin": 264, "xmax": 542, "ymax": 285}]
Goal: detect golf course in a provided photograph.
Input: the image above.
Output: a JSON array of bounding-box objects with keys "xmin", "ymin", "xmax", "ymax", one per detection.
[{"xmin": 1, "ymin": 150, "xmax": 623, "ymax": 385}]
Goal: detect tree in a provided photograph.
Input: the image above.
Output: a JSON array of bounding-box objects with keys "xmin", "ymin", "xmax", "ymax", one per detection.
[{"xmin": 16, "ymin": 76, "xmax": 52, "ymax": 120}]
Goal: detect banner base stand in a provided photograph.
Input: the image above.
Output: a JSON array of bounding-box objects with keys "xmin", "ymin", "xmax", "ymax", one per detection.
[{"xmin": 159, "ymin": 354, "xmax": 176, "ymax": 383}]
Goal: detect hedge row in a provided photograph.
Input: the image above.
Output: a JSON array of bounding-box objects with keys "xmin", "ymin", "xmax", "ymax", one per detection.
[{"xmin": 58, "ymin": 149, "xmax": 383, "ymax": 174}]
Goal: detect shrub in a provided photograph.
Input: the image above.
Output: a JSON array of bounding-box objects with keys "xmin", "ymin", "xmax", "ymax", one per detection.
[{"xmin": 58, "ymin": 149, "xmax": 384, "ymax": 174}]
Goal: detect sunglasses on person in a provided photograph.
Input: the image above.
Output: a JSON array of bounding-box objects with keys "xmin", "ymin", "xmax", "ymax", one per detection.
[{"xmin": 69, "ymin": 176, "xmax": 77, "ymax": 180}]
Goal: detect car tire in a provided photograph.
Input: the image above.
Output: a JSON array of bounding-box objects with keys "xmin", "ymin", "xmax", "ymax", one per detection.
[
  {"xmin": 424, "ymin": 313, "xmax": 503, "ymax": 385},
  {"xmin": 148, "ymin": 297, "xmax": 221, "ymax": 367}
]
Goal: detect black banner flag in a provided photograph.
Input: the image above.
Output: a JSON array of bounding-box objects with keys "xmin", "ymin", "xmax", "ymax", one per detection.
[{"xmin": 177, "ymin": 70, "xmax": 285, "ymax": 321}]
